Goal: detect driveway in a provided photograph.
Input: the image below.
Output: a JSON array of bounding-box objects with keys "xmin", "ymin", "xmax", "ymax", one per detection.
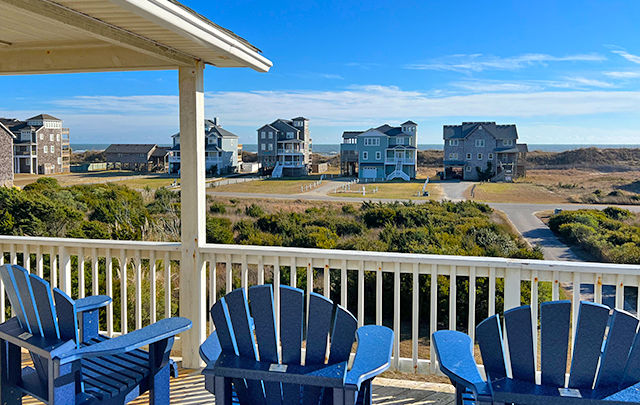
[{"xmin": 438, "ymin": 180, "xmax": 473, "ymax": 201}]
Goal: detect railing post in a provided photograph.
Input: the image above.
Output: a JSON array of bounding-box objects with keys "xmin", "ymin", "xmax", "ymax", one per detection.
[
  {"xmin": 179, "ymin": 60, "xmax": 207, "ymax": 369},
  {"xmin": 59, "ymin": 246, "xmax": 72, "ymax": 296}
]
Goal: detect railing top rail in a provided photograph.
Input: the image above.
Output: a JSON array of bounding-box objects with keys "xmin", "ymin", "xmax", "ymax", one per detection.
[
  {"xmin": 199, "ymin": 242, "xmax": 640, "ymax": 273},
  {"xmin": 0, "ymin": 235, "xmax": 181, "ymax": 251}
]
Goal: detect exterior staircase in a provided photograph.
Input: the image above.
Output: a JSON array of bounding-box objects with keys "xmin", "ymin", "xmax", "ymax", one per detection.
[
  {"xmin": 271, "ymin": 162, "xmax": 283, "ymax": 178},
  {"xmin": 387, "ymin": 169, "xmax": 410, "ymax": 181}
]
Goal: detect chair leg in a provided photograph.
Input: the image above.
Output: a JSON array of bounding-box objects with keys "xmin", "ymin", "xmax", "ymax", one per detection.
[
  {"xmin": 50, "ymin": 360, "xmax": 76, "ymax": 405},
  {"xmin": 149, "ymin": 338, "xmax": 173, "ymax": 405},
  {"xmin": 333, "ymin": 387, "xmax": 357, "ymax": 405},
  {"xmin": 0, "ymin": 340, "xmax": 21, "ymax": 405},
  {"xmin": 214, "ymin": 377, "xmax": 232, "ymax": 405}
]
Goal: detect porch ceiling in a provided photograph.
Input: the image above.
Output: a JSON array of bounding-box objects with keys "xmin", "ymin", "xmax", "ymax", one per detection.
[{"xmin": 0, "ymin": 0, "xmax": 272, "ymax": 74}]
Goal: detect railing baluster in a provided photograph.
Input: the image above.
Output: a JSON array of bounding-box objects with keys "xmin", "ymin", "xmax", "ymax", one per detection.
[
  {"xmin": 10, "ymin": 244, "xmax": 16, "ymax": 265},
  {"xmin": 488, "ymin": 266, "xmax": 496, "ymax": 316},
  {"xmin": 120, "ymin": 249, "xmax": 128, "ymax": 335},
  {"xmin": 430, "ymin": 263, "xmax": 437, "ymax": 373},
  {"xmin": 164, "ymin": 252, "xmax": 171, "ymax": 319},
  {"xmin": 106, "ymin": 249, "xmax": 113, "ymax": 337},
  {"xmin": 323, "ymin": 259, "xmax": 329, "ymax": 299},
  {"xmin": 135, "ymin": 250, "xmax": 142, "ymax": 330},
  {"xmin": 616, "ymin": 273, "xmax": 624, "ymax": 310},
  {"xmin": 449, "ymin": 265, "xmax": 457, "ymax": 331},
  {"xmin": 258, "ymin": 255, "xmax": 264, "ymax": 286},
  {"xmin": 412, "ymin": 263, "xmax": 419, "ymax": 373},
  {"xmin": 208, "ymin": 253, "xmax": 216, "ymax": 328},
  {"xmin": 150, "ymin": 250, "xmax": 157, "ymax": 325},
  {"xmin": 36, "ymin": 245, "xmax": 43, "ymax": 278},
  {"xmin": 595, "ymin": 273, "xmax": 603, "ymax": 304},
  {"xmin": 23, "ymin": 244, "xmax": 29, "ymax": 271},
  {"xmin": 92, "ymin": 248, "xmax": 99, "ymax": 296},
  {"xmin": 572, "ymin": 272, "xmax": 581, "ymax": 345},
  {"xmin": 552, "ymin": 271, "xmax": 560, "ymax": 300},
  {"xmin": 242, "ymin": 254, "xmax": 248, "ymax": 292},
  {"xmin": 291, "ymin": 258, "xmax": 297, "ymax": 288},
  {"xmin": 393, "ymin": 262, "xmax": 400, "ymax": 370},
  {"xmin": 531, "ymin": 269, "xmax": 539, "ymax": 373},
  {"xmin": 60, "ymin": 246, "xmax": 71, "ymax": 296},
  {"xmin": 341, "ymin": 259, "xmax": 347, "ymax": 307},
  {"xmin": 376, "ymin": 261, "xmax": 382, "ymax": 326},
  {"xmin": 307, "ymin": 258, "xmax": 313, "ymax": 308},
  {"xmin": 78, "ymin": 247, "xmax": 85, "ymax": 299},
  {"xmin": 50, "ymin": 245, "xmax": 56, "ymax": 288},
  {"xmin": 358, "ymin": 260, "xmax": 364, "ymax": 328},
  {"xmin": 226, "ymin": 256, "xmax": 232, "ymax": 293},
  {"xmin": 468, "ymin": 266, "xmax": 476, "ymax": 342}
]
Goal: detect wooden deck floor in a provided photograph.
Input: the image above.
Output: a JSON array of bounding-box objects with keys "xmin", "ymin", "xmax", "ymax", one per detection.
[{"xmin": 21, "ymin": 360, "xmax": 456, "ymax": 405}]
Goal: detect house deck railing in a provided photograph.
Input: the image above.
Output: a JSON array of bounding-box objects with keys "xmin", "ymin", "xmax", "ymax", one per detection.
[{"xmin": 1, "ymin": 234, "xmax": 640, "ymax": 374}]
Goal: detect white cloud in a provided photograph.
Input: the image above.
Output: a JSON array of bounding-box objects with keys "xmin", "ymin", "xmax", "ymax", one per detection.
[
  {"xmin": 450, "ymin": 80, "xmax": 543, "ymax": 92},
  {"xmin": 405, "ymin": 53, "xmax": 606, "ymax": 73},
  {"xmin": 564, "ymin": 77, "xmax": 615, "ymax": 88},
  {"xmin": 604, "ymin": 71, "xmax": 640, "ymax": 79},
  {"xmin": 612, "ymin": 49, "xmax": 640, "ymax": 65}
]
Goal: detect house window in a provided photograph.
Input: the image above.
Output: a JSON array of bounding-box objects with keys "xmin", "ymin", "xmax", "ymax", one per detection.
[
  {"xmin": 466, "ymin": 166, "xmax": 471, "ymax": 172},
  {"xmin": 466, "ymin": 153, "xmax": 472, "ymax": 160},
  {"xmin": 268, "ymin": 144, "xmax": 273, "ymax": 151},
  {"xmin": 376, "ymin": 151, "xmax": 381, "ymax": 160},
  {"xmin": 364, "ymin": 138, "xmax": 380, "ymax": 146},
  {"xmin": 488, "ymin": 153, "xmax": 494, "ymax": 160},
  {"xmin": 268, "ymin": 132, "xmax": 273, "ymax": 139},
  {"xmin": 261, "ymin": 144, "xmax": 266, "ymax": 151},
  {"xmin": 363, "ymin": 151, "xmax": 368, "ymax": 160},
  {"xmin": 503, "ymin": 139, "xmax": 514, "ymax": 146},
  {"xmin": 261, "ymin": 132, "xmax": 266, "ymax": 139},
  {"xmin": 56, "ymin": 134, "xmax": 60, "ymax": 141},
  {"xmin": 44, "ymin": 146, "xmax": 48, "ymax": 153},
  {"xmin": 448, "ymin": 139, "xmax": 459, "ymax": 146},
  {"xmin": 51, "ymin": 146, "xmax": 55, "ymax": 153},
  {"xmin": 448, "ymin": 153, "xmax": 458, "ymax": 160},
  {"xmin": 40, "ymin": 134, "xmax": 43, "ymax": 140},
  {"xmin": 477, "ymin": 153, "xmax": 483, "ymax": 160},
  {"xmin": 49, "ymin": 134, "xmax": 53, "ymax": 141},
  {"xmin": 57, "ymin": 157, "xmax": 61, "ymax": 164},
  {"xmin": 286, "ymin": 132, "xmax": 294, "ymax": 139},
  {"xmin": 397, "ymin": 138, "xmax": 404, "ymax": 145},
  {"xmin": 475, "ymin": 139, "xmax": 485, "ymax": 147}
]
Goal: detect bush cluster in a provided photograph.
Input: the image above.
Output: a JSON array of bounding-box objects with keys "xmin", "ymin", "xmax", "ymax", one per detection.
[{"xmin": 549, "ymin": 207, "xmax": 640, "ymax": 263}]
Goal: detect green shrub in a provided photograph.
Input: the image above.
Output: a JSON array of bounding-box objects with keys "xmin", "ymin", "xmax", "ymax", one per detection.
[
  {"xmin": 245, "ymin": 203, "xmax": 265, "ymax": 217},
  {"xmin": 209, "ymin": 201, "xmax": 227, "ymax": 214},
  {"xmin": 205, "ymin": 216, "xmax": 234, "ymax": 244},
  {"xmin": 341, "ymin": 204, "xmax": 357, "ymax": 215},
  {"xmin": 603, "ymin": 206, "xmax": 633, "ymax": 221}
]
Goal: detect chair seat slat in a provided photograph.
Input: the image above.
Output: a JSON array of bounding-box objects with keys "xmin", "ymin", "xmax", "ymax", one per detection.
[
  {"xmin": 596, "ymin": 310, "xmax": 639, "ymax": 389},
  {"xmin": 328, "ymin": 306, "xmax": 357, "ymax": 364},
  {"xmin": 280, "ymin": 286, "xmax": 304, "ymax": 404},
  {"xmin": 476, "ymin": 315, "xmax": 507, "ymax": 382}
]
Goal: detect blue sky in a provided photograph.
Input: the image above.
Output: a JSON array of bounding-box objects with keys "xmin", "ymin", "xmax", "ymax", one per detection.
[{"xmin": 2, "ymin": 0, "xmax": 640, "ymax": 146}]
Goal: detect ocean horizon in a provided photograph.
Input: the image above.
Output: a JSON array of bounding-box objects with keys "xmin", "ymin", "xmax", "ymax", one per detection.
[{"xmin": 71, "ymin": 143, "xmax": 640, "ymax": 155}]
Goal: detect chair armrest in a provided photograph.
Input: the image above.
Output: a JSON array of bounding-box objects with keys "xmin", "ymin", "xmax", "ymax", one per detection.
[
  {"xmin": 432, "ymin": 330, "xmax": 491, "ymax": 399},
  {"xmin": 345, "ymin": 325, "xmax": 394, "ymax": 389},
  {"xmin": 57, "ymin": 317, "xmax": 192, "ymax": 364},
  {"xmin": 0, "ymin": 317, "xmax": 76, "ymax": 359},
  {"xmin": 200, "ymin": 330, "xmax": 222, "ymax": 365},
  {"xmin": 75, "ymin": 295, "xmax": 112, "ymax": 313}
]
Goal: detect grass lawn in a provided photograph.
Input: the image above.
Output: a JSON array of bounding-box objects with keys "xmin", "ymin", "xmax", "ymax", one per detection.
[
  {"xmin": 332, "ymin": 181, "xmax": 443, "ymax": 200},
  {"xmin": 114, "ymin": 177, "xmax": 176, "ymax": 190},
  {"xmin": 211, "ymin": 177, "xmax": 324, "ymax": 194},
  {"xmin": 467, "ymin": 182, "xmax": 568, "ymax": 204}
]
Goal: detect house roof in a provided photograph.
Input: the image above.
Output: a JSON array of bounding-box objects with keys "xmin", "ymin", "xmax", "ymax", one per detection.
[
  {"xmin": 205, "ymin": 144, "xmax": 223, "ymax": 152},
  {"xmin": 443, "ymin": 160, "xmax": 466, "ymax": 166},
  {"xmin": 151, "ymin": 147, "xmax": 169, "ymax": 157},
  {"xmin": 401, "ymin": 120, "xmax": 418, "ymax": 126},
  {"xmin": 517, "ymin": 144, "xmax": 529, "ymax": 153},
  {"xmin": 0, "ymin": 0, "xmax": 272, "ymax": 74},
  {"xmin": 387, "ymin": 145, "xmax": 417, "ymax": 150},
  {"xmin": 443, "ymin": 122, "xmax": 518, "ymax": 140},
  {"xmin": 342, "ymin": 131, "xmax": 362, "ymax": 139},
  {"xmin": 258, "ymin": 124, "xmax": 277, "ymax": 132},
  {"xmin": 27, "ymin": 114, "xmax": 61, "ymax": 121},
  {"xmin": 0, "ymin": 122, "xmax": 15, "ymax": 139},
  {"xmin": 495, "ymin": 147, "xmax": 520, "ymax": 153},
  {"xmin": 104, "ymin": 144, "xmax": 156, "ymax": 154},
  {"xmin": 209, "ymin": 126, "xmax": 239, "ymax": 138},
  {"xmin": 291, "ymin": 117, "xmax": 309, "ymax": 121},
  {"xmin": 270, "ymin": 119, "xmax": 298, "ymax": 133}
]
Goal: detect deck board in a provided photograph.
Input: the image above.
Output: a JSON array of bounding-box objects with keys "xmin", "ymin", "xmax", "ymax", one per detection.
[{"xmin": 21, "ymin": 354, "xmax": 455, "ymax": 404}]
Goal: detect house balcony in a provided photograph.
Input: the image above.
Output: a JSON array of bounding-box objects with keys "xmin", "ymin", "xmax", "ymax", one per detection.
[
  {"xmin": 277, "ymin": 148, "xmax": 303, "ymax": 155},
  {"xmin": 2, "ymin": 234, "xmax": 638, "ymax": 379},
  {"xmin": 168, "ymin": 155, "xmax": 181, "ymax": 163},
  {"xmin": 13, "ymin": 151, "xmax": 35, "ymax": 156},
  {"xmin": 385, "ymin": 157, "xmax": 415, "ymax": 165}
]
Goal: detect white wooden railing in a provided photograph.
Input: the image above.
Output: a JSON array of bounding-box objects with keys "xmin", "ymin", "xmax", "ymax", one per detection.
[{"xmin": 2, "ymin": 235, "xmax": 640, "ymax": 374}]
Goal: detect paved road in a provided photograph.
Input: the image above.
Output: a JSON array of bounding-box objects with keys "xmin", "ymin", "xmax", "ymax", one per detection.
[{"xmin": 438, "ymin": 180, "xmax": 474, "ymax": 201}]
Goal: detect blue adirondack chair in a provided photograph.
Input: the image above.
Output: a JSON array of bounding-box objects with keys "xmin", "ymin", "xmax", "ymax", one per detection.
[
  {"xmin": 199, "ymin": 284, "xmax": 394, "ymax": 405},
  {"xmin": 432, "ymin": 300, "xmax": 640, "ymax": 405},
  {"xmin": 0, "ymin": 264, "xmax": 192, "ymax": 405}
]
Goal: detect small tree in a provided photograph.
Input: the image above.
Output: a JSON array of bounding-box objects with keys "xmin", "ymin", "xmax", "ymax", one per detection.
[{"xmin": 476, "ymin": 162, "xmax": 493, "ymax": 181}]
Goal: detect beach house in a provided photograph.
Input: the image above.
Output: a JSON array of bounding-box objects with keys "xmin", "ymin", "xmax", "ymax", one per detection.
[{"xmin": 257, "ymin": 117, "xmax": 312, "ymax": 177}]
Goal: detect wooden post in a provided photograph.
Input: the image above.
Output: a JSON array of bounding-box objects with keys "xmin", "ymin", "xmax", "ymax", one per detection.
[{"xmin": 179, "ymin": 61, "xmax": 207, "ymax": 369}]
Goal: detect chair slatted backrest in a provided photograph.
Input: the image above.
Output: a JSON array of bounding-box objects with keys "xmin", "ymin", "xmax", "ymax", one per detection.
[
  {"xmin": 476, "ymin": 300, "xmax": 640, "ymax": 392},
  {"xmin": 0, "ymin": 265, "xmax": 80, "ymax": 386},
  {"xmin": 211, "ymin": 285, "xmax": 357, "ymax": 405}
]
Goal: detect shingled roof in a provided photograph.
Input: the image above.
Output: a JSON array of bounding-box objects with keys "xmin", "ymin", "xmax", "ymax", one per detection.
[
  {"xmin": 443, "ymin": 122, "xmax": 518, "ymax": 140},
  {"xmin": 104, "ymin": 144, "xmax": 157, "ymax": 154},
  {"xmin": 27, "ymin": 114, "xmax": 61, "ymax": 121}
]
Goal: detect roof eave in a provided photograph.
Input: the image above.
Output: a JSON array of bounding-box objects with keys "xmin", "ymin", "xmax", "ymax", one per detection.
[{"xmin": 110, "ymin": 0, "xmax": 273, "ymax": 72}]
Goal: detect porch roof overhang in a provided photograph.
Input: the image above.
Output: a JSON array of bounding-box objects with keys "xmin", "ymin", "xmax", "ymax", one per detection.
[{"xmin": 0, "ymin": 0, "xmax": 273, "ymax": 75}]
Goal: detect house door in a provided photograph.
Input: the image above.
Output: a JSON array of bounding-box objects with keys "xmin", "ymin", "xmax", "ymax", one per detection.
[
  {"xmin": 361, "ymin": 167, "xmax": 377, "ymax": 178},
  {"xmin": 395, "ymin": 151, "xmax": 403, "ymax": 161}
]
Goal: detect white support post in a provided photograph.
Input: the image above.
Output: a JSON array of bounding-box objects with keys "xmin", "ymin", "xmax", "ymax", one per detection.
[
  {"xmin": 60, "ymin": 246, "xmax": 72, "ymax": 296},
  {"xmin": 179, "ymin": 61, "xmax": 207, "ymax": 369},
  {"xmin": 503, "ymin": 267, "xmax": 521, "ymax": 311}
]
